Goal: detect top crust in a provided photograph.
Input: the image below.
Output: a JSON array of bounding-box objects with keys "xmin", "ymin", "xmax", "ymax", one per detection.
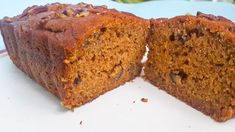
[
  {"xmin": 0, "ymin": 3, "xmax": 147, "ymax": 52},
  {"xmin": 151, "ymin": 12, "xmax": 235, "ymax": 33},
  {"xmin": 150, "ymin": 12, "xmax": 235, "ymax": 44}
]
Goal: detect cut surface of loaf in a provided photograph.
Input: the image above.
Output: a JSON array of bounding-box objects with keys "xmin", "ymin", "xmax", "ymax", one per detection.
[
  {"xmin": 145, "ymin": 12, "xmax": 235, "ymax": 122},
  {"xmin": 0, "ymin": 3, "xmax": 149, "ymax": 109}
]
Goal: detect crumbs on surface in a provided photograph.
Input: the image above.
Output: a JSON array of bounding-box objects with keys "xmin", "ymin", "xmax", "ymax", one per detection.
[
  {"xmin": 141, "ymin": 98, "xmax": 148, "ymax": 103},
  {"xmin": 60, "ymin": 102, "xmax": 74, "ymax": 112}
]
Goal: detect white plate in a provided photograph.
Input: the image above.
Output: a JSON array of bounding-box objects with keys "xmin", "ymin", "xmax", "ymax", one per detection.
[{"xmin": 0, "ymin": 0, "xmax": 235, "ymax": 132}]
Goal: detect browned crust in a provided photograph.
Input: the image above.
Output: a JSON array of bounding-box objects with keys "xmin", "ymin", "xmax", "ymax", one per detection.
[
  {"xmin": 151, "ymin": 12, "xmax": 235, "ymax": 35},
  {"xmin": 150, "ymin": 13, "xmax": 235, "ymax": 50},
  {"xmin": 196, "ymin": 11, "xmax": 233, "ymax": 23},
  {"xmin": 1, "ymin": 3, "xmax": 147, "ymax": 52}
]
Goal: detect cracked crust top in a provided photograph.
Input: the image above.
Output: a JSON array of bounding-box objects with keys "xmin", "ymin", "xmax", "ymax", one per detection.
[{"xmin": 0, "ymin": 2, "xmax": 147, "ymax": 51}]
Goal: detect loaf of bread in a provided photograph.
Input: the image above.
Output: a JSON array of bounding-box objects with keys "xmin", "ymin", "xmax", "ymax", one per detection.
[
  {"xmin": 0, "ymin": 3, "xmax": 149, "ymax": 109},
  {"xmin": 145, "ymin": 12, "xmax": 235, "ymax": 122},
  {"xmin": 2, "ymin": 2, "xmax": 233, "ymax": 122}
]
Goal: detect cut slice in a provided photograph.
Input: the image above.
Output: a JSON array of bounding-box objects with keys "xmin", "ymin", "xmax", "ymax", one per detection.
[{"xmin": 145, "ymin": 12, "xmax": 235, "ymax": 122}]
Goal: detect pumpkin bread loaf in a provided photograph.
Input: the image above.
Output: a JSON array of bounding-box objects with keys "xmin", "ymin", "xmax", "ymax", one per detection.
[{"xmin": 0, "ymin": 3, "xmax": 149, "ymax": 109}]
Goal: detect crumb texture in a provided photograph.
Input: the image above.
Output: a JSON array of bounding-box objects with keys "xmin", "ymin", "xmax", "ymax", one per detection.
[
  {"xmin": 63, "ymin": 21, "xmax": 148, "ymax": 108},
  {"xmin": 145, "ymin": 13, "xmax": 235, "ymax": 122}
]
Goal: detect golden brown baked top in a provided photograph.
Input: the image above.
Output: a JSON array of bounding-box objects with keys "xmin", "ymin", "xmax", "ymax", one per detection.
[
  {"xmin": 1, "ymin": 2, "xmax": 140, "ymax": 27},
  {"xmin": 151, "ymin": 12, "xmax": 235, "ymax": 43},
  {"xmin": 0, "ymin": 3, "xmax": 147, "ymax": 51}
]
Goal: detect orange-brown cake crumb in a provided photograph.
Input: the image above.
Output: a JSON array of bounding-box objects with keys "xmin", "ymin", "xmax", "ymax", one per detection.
[{"xmin": 145, "ymin": 12, "xmax": 235, "ymax": 122}]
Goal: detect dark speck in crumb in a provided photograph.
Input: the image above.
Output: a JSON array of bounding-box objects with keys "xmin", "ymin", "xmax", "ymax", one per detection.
[
  {"xmin": 133, "ymin": 101, "xmax": 136, "ymax": 103},
  {"xmin": 141, "ymin": 98, "xmax": 148, "ymax": 103},
  {"xmin": 80, "ymin": 121, "xmax": 83, "ymax": 125}
]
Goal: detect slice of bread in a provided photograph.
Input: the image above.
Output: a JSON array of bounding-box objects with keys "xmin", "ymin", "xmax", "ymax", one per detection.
[{"xmin": 145, "ymin": 12, "xmax": 235, "ymax": 122}]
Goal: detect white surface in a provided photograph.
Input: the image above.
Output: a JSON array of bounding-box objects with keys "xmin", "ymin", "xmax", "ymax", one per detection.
[{"xmin": 0, "ymin": 0, "xmax": 235, "ymax": 132}]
